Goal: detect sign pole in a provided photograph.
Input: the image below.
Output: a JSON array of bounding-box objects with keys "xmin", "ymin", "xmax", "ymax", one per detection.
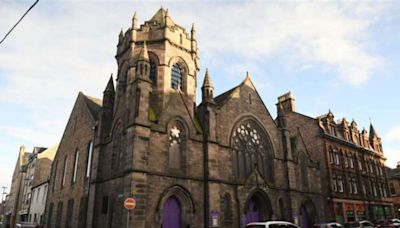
[
  {"xmin": 124, "ymin": 197, "xmax": 136, "ymax": 228},
  {"xmin": 127, "ymin": 210, "xmax": 130, "ymax": 228}
]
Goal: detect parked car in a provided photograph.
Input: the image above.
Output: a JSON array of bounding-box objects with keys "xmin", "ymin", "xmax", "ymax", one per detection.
[
  {"xmin": 15, "ymin": 222, "xmax": 40, "ymax": 228},
  {"xmin": 246, "ymin": 221, "xmax": 300, "ymax": 228},
  {"xmin": 344, "ymin": 220, "xmax": 374, "ymax": 228},
  {"xmin": 376, "ymin": 219, "xmax": 400, "ymax": 228},
  {"xmin": 313, "ymin": 222, "xmax": 344, "ymax": 228}
]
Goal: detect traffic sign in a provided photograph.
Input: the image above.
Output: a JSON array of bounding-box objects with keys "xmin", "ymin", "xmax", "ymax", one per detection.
[{"xmin": 124, "ymin": 198, "xmax": 136, "ymax": 210}]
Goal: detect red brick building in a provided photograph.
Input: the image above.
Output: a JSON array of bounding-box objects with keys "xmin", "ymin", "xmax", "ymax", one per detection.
[{"xmin": 277, "ymin": 92, "xmax": 393, "ymax": 224}]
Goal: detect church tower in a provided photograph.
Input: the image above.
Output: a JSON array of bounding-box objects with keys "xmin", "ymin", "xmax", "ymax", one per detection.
[{"xmin": 114, "ymin": 7, "xmax": 200, "ymax": 121}]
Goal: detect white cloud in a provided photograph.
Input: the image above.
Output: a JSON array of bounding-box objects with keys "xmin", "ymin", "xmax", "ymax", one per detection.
[
  {"xmin": 192, "ymin": 2, "xmax": 390, "ymax": 86},
  {"xmin": 386, "ymin": 125, "xmax": 400, "ymax": 142},
  {"xmin": 384, "ymin": 147, "xmax": 400, "ymax": 168}
]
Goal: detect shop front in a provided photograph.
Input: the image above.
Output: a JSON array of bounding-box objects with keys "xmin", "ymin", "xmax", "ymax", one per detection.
[
  {"xmin": 372, "ymin": 204, "xmax": 392, "ymax": 222},
  {"xmin": 333, "ymin": 200, "xmax": 368, "ymax": 223}
]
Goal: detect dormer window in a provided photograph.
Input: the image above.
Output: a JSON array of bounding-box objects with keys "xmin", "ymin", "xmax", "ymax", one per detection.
[{"xmin": 171, "ymin": 64, "xmax": 183, "ymax": 90}]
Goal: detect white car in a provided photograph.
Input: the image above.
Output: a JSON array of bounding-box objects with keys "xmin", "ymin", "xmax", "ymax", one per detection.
[{"xmin": 246, "ymin": 221, "xmax": 300, "ymax": 228}]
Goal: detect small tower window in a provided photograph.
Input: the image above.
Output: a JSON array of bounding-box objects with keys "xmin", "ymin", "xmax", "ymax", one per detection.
[
  {"xmin": 150, "ymin": 60, "xmax": 157, "ymax": 86},
  {"xmin": 171, "ymin": 64, "xmax": 183, "ymax": 91}
]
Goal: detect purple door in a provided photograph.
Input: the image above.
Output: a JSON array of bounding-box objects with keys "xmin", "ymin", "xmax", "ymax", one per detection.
[
  {"xmin": 162, "ymin": 196, "xmax": 181, "ymax": 228},
  {"xmin": 300, "ymin": 205, "xmax": 309, "ymax": 228},
  {"xmin": 246, "ymin": 200, "xmax": 260, "ymax": 224}
]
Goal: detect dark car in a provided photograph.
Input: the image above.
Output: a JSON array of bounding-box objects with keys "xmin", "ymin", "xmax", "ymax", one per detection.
[
  {"xmin": 376, "ymin": 219, "xmax": 400, "ymax": 228},
  {"xmin": 313, "ymin": 222, "xmax": 344, "ymax": 228}
]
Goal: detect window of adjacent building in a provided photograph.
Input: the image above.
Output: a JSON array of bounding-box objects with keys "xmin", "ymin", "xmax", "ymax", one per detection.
[
  {"xmin": 86, "ymin": 141, "xmax": 93, "ymax": 178},
  {"xmin": 171, "ymin": 63, "xmax": 183, "ymax": 91},
  {"xmin": 329, "ymin": 149, "xmax": 334, "ymax": 164},
  {"xmin": 47, "ymin": 203, "xmax": 53, "ymax": 227},
  {"xmin": 62, "ymin": 156, "xmax": 68, "ymax": 187},
  {"xmin": 55, "ymin": 201, "xmax": 63, "ymax": 227},
  {"xmin": 372, "ymin": 182, "xmax": 377, "ymax": 196},
  {"xmin": 66, "ymin": 199, "xmax": 74, "ymax": 228},
  {"xmin": 352, "ymin": 178, "xmax": 357, "ymax": 194},
  {"xmin": 349, "ymin": 155, "xmax": 354, "ymax": 168},
  {"xmin": 43, "ymin": 185, "xmax": 47, "ymax": 202},
  {"xmin": 344, "ymin": 154, "xmax": 349, "ymax": 168},
  {"xmin": 369, "ymin": 162, "xmax": 374, "ymax": 174},
  {"xmin": 36, "ymin": 187, "xmax": 40, "ymax": 202},
  {"xmin": 332, "ymin": 175, "xmax": 338, "ymax": 192},
  {"xmin": 51, "ymin": 160, "xmax": 58, "ymax": 192},
  {"xmin": 348, "ymin": 177, "xmax": 353, "ymax": 194},
  {"xmin": 72, "ymin": 150, "xmax": 79, "ymax": 183},
  {"xmin": 358, "ymin": 159, "xmax": 363, "ymax": 171},
  {"xmin": 362, "ymin": 182, "xmax": 367, "ymax": 195},
  {"xmin": 383, "ymin": 186, "xmax": 388, "ymax": 197},
  {"xmin": 379, "ymin": 166, "xmax": 383, "ymax": 176},
  {"xmin": 390, "ymin": 183, "xmax": 396, "ymax": 195},
  {"xmin": 78, "ymin": 197, "xmax": 88, "ymax": 228},
  {"xmin": 334, "ymin": 150, "xmax": 340, "ymax": 165},
  {"xmin": 337, "ymin": 176, "xmax": 344, "ymax": 192}
]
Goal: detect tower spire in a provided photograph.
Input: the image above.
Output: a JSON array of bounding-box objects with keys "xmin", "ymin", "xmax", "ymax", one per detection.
[
  {"xmin": 118, "ymin": 29, "xmax": 124, "ymax": 44},
  {"xmin": 202, "ymin": 68, "xmax": 215, "ymax": 103},
  {"xmin": 369, "ymin": 122, "xmax": 379, "ymax": 140},
  {"xmin": 191, "ymin": 23, "xmax": 196, "ymax": 40},
  {"xmin": 104, "ymin": 74, "xmax": 115, "ymax": 93},
  {"xmin": 103, "ymin": 74, "xmax": 115, "ymax": 110},
  {"xmin": 132, "ymin": 11, "xmax": 138, "ymax": 30}
]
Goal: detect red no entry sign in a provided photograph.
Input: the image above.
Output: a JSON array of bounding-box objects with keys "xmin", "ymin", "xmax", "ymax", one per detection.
[{"xmin": 124, "ymin": 197, "xmax": 136, "ymax": 210}]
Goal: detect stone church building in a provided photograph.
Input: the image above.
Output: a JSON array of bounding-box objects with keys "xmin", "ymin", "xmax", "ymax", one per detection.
[{"xmin": 45, "ymin": 8, "xmax": 327, "ymax": 228}]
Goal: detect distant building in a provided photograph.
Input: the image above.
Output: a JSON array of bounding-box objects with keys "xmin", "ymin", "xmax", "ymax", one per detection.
[
  {"xmin": 28, "ymin": 145, "xmax": 58, "ymax": 225},
  {"xmin": 277, "ymin": 92, "xmax": 393, "ymax": 223},
  {"xmin": 19, "ymin": 147, "xmax": 47, "ymax": 222},
  {"xmin": 388, "ymin": 162, "xmax": 400, "ymax": 219},
  {"xmin": 4, "ymin": 146, "xmax": 31, "ymax": 228}
]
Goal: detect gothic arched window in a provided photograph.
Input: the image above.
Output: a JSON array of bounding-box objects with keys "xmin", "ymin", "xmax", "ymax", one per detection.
[
  {"xmin": 231, "ymin": 119, "xmax": 274, "ymax": 182},
  {"xmin": 299, "ymin": 153, "xmax": 309, "ymax": 189},
  {"xmin": 111, "ymin": 124, "xmax": 125, "ymax": 173},
  {"xmin": 171, "ymin": 64, "xmax": 183, "ymax": 91},
  {"xmin": 150, "ymin": 60, "xmax": 157, "ymax": 86},
  {"xmin": 168, "ymin": 121, "xmax": 186, "ymax": 170}
]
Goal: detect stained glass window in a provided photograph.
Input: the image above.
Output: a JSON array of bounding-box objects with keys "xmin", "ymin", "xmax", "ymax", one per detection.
[{"xmin": 231, "ymin": 120, "xmax": 274, "ymax": 182}]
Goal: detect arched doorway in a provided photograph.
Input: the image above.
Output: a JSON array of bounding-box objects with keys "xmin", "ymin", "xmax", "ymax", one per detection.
[
  {"xmin": 300, "ymin": 205, "xmax": 309, "ymax": 228},
  {"xmin": 245, "ymin": 190, "xmax": 273, "ymax": 224},
  {"xmin": 299, "ymin": 199, "xmax": 316, "ymax": 228},
  {"xmin": 162, "ymin": 196, "xmax": 181, "ymax": 228}
]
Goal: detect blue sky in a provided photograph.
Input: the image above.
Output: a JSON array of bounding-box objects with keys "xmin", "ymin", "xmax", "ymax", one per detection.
[{"xmin": 1, "ymin": 0, "xmax": 400, "ymax": 191}]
